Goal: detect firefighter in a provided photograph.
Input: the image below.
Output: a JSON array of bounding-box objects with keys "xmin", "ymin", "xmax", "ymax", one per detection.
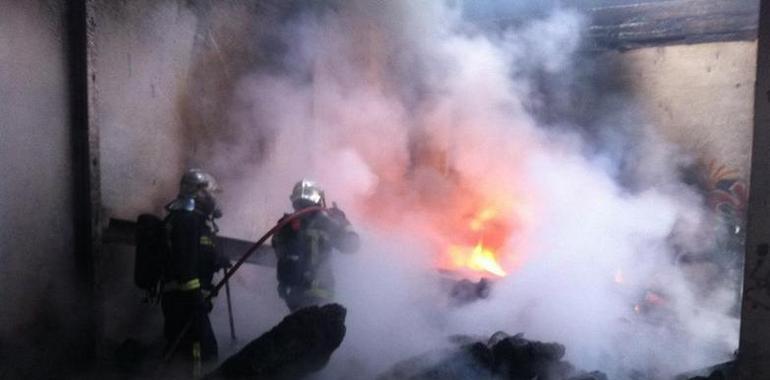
[
  {"xmin": 272, "ymin": 179, "xmax": 359, "ymax": 312},
  {"xmin": 162, "ymin": 169, "xmax": 229, "ymax": 366}
]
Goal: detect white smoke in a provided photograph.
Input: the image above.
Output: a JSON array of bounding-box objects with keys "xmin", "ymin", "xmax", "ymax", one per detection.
[{"xmin": 210, "ymin": 1, "xmax": 740, "ymax": 378}]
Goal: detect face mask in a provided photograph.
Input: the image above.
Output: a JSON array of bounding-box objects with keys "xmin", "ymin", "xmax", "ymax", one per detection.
[{"xmin": 196, "ymin": 191, "xmax": 219, "ymax": 217}]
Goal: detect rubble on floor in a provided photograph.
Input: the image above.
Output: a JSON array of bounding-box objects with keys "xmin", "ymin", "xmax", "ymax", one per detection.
[
  {"xmin": 378, "ymin": 331, "xmax": 606, "ymax": 380},
  {"xmin": 678, "ymin": 360, "xmax": 734, "ymax": 380},
  {"xmin": 207, "ymin": 303, "xmax": 347, "ymax": 380}
]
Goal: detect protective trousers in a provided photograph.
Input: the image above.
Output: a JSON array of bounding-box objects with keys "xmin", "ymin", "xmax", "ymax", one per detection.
[{"xmin": 161, "ymin": 290, "xmax": 218, "ymax": 363}]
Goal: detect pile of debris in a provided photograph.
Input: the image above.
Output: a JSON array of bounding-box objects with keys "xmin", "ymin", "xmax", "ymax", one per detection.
[
  {"xmin": 449, "ymin": 278, "xmax": 492, "ymax": 306},
  {"xmin": 379, "ymin": 331, "xmax": 606, "ymax": 380},
  {"xmin": 687, "ymin": 372, "xmax": 727, "ymax": 380},
  {"xmin": 207, "ymin": 303, "xmax": 347, "ymax": 379},
  {"xmin": 680, "ymin": 360, "xmax": 734, "ymax": 380}
]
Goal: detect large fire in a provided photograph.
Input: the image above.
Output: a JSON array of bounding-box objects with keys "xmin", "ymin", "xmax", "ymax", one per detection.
[
  {"xmin": 448, "ymin": 241, "xmax": 507, "ymax": 277},
  {"xmin": 441, "ymin": 206, "xmax": 512, "ymax": 278},
  {"xmin": 355, "ymin": 142, "xmax": 533, "ymax": 279}
]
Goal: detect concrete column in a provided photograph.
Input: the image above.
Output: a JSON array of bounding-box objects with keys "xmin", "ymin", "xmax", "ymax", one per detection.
[
  {"xmin": 738, "ymin": 0, "xmax": 770, "ymax": 378},
  {"xmin": 67, "ymin": 0, "xmax": 103, "ymax": 360}
]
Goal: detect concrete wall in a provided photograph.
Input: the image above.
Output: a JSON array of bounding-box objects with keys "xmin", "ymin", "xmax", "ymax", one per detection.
[
  {"xmin": 0, "ymin": 1, "xmax": 90, "ymax": 376},
  {"xmin": 617, "ymin": 41, "xmax": 757, "ymax": 179},
  {"xmin": 94, "ymin": 0, "xmax": 197, "ymax": 220},
  {"xmin": 94, "ymin": 0, "xmax": 278, "ymax": 224}
]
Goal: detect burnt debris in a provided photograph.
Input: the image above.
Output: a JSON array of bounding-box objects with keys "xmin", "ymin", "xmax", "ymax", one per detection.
[
  {"xmin": 208, "ymin": 303, "xmax": 347, "ymax": 380},
  {"xmin": 449, "ymin": 278, "xmax": 492, "ymax": 306},
  {"xmin": 379, "ymin": 331, "xmax": 606, "ymax": 380}
]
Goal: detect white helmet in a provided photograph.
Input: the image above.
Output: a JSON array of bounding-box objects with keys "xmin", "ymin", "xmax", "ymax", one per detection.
[
  {"xmin": 290, "ymin": 179, "xmax": 325, "ymax": 210},
  {"xmin": 179, "ymin": 168, "xmax": 220, "ymax": 197}
]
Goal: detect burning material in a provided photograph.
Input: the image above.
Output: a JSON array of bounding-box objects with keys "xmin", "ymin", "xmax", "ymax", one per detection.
[
  {"xmin": 633, "ymin": 289, "xmax": 669, "ymax": 318},
  {"xmin": 439, "ymin": 202, "xmax": 528, "ymax": 279},
  {"xmin": 469, "ymin": 207, "xmax": 498, "ymax": 232},
  {"xmin": 613, "ymin": 269, "xmax": 625, "ymax": 284},
  {"xmin": 448, "ymin": 242, "xmax": 506, "ymax": 277},
  {"xmin": 449, "ymin": 278, "xmax": 492, "ymax": 306}
]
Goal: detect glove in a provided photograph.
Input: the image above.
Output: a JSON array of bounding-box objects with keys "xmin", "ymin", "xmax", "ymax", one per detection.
[
  {"xmin": 194, "ymin": 289, "xmax": 214, "ymax": 313},
  {"xmin": 203, "ymin": 299, "xmax": 213, "ymax": 313},
  {"xmin": 207, "ymin": 286, "xmax": 219, "ymax": 299},
  {"xmin": 217, "ymin": 254, "xmax": 232, "ymax": 270},
  {"xmin": 327, "ymin": 202, "xmax": 348, "ymax": 221}
]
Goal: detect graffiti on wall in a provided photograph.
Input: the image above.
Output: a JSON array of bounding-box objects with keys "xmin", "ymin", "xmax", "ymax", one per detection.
[
  {"xmin": 702, "ymin": 161, "xmax": 748, "ymax": 272},
  {"xmin": 677, "ymin": 159, "xmax": 747, "ymax": 310},
  {"xmin": 703, "ymin": 160, "xmax": 748, "ymax": 229}
]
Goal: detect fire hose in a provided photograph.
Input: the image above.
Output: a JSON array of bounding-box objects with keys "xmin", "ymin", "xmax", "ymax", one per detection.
[
  {"xmin": 163, "ymin": 205, "xmax": 325, "ymax": 362},
  {"xmin": 224, "ymin": 267, "xmax": 235, "ymax": 343}
]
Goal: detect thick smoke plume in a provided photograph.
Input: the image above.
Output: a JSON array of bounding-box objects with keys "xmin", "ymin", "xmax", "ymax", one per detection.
[{"xmin": 204, "ymin": 1, "xmax": 740, "ymax": 379}]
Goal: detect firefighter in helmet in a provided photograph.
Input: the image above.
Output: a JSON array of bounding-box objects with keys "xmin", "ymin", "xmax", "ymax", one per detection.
[
  {"xmin": 162, "ymin": 169, "xmax": 229, "ymax": 364},
  {"xmin": 272, "ymin": 179, "xmax": 359, "ymax": 312}
]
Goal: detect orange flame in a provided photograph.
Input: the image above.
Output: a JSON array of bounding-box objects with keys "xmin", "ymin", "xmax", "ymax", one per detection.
[
  {"xmin": 469, "ymin": 242, "xmax": 507, "ymax": 277},
  {"xmin": 613, "ymin": 269, "xmax": 624, "ymax": 284},
  {"xmin": 469, "ymin": 207, "xmax": 498, "ymax": 232},
  {"xmin": 442, "ymin": 205, "xmax": 513, "ymax": 277},
  {"xmin": 448, "ymin": 241, "xmax": 507, "ymax": 277}
]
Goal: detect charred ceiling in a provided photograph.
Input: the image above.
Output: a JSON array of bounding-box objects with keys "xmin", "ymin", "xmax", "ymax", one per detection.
[
  {"xmin": 465, "ymin": 0, "xmax": 759, "ymax": 50},
  {"xmin": 171, "ymin": 0, "xmax": 760, "ymax": 52},
  {"xmin": 584, "ymin": 0, "xmax": 759, "ymax": 50}
]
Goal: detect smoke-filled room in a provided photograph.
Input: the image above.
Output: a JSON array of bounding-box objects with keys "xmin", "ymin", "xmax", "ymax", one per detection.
[{"xmin": 4, "ymin": 0, "xmax": 770, "ymax": 379}]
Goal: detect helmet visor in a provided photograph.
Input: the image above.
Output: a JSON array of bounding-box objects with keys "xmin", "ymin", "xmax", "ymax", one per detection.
[{"xmin": 290, "ymin": 180, "xmax": 324, "ymax": 209}]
